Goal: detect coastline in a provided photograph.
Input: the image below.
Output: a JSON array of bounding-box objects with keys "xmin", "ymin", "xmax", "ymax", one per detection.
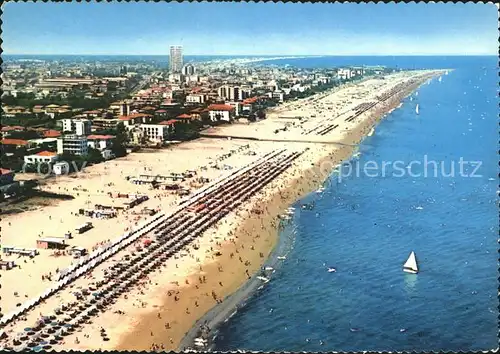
[
  {"xmin": 0, "ymin": 70, "xmax": 443, "ymax": 353},
  {"xmin": 177, "ymin": 72, "xmax": 440, "ymax": 351}
]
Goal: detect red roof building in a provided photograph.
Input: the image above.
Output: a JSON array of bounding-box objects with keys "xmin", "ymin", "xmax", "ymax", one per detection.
[
  {"xmin": 243, "ymin": 97, "xmax": 259, "ymax": 104},
  {"xmin": 159, "ymin": 120, "xmax": 178, "ymax": 126},
  {"xmin": 1, "ymin": 138, "xmax": 29, "ymax": 146},
  {"xmin": 87, "ymin": 135, "xmax": 115, "ymax": 140},
  {"xmin": 0, "ymin": 168, "xmax": 13, "ymax": 175},
  {"xmin": 119, "ymin": 113, "xmax": 153, "ymax": 126},
  {"xmin": 207, "ymin": 104, "xmax": 235, "ymax": 112},
  {"xmin": 119, "ymin": 113, "xmax": 152, "ymax": 121},
  {"xmin": 1, "ymin": 126, "xmax": 24, "ymax": 132},
  {"xmin": 43, "ymin": 130, "xmax": 62, "ymax": 138},
  {"xmin": 36, "ymin": 151, "xmax": 57, "ymax": 157}
]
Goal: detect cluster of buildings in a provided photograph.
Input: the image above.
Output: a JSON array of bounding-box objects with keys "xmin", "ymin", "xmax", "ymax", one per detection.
[
  {"xmin": 1, "ymin": 48, "xmax": 374, "ymax": 179},
  {"xmin": 2, "ymin": 63, "xmax": 135, "ymax": 102}
]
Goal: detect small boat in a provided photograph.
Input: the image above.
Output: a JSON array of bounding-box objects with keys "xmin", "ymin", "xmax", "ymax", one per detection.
[
  {"xmin": 257, "ymin": 276, "xmax": 270, "ymax": 283},
  {"xmin": 438, "ymin": 76, "xmax": 442, "ymax": 82},
  {"xmin": 403, "ymin": 251, "xmax": 419, "ymax": 274},
  {"xmin": 327, "ymin": 268, "xmax": 336, "ymax": 273},
  {"xmin": 277, "ymin": 256, "xmax": 286, "ymax": 260},
  {"xmin": 415, "ymin": 104, "xmax": 419, "ymax": 115},
  {"xmin": 264, "ymin": 266, "xmax": 274, "ymax": 271},
  {"xmin": 410, "ymin": 96, "xmax": 413, "ymax": 101},
  {"xmin": 367, "ymin": 128, "xmax": 375, "ymax": 137},
  {"xmin": 316, "ymin": 187, "xmax": 325, "ymax": 193}
]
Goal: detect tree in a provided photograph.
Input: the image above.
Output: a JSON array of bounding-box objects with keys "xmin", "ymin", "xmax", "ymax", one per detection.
[
  {"xmin": 111, "ymin": 144, "xmax": 127, "ymax": 158},
  {"xmin": 85, "ymin": 147, "xmax": 104, "ymax": 164},
  {"xmin": 7, "ymin": 130, "xmax": 41, "ymax": 140},
  {"xmin": 173, "ymin": 121, "xmax": 199, "ymax": 141},
  {"xmin": 115, "ymin": 122, "xmax": 128, "ymax": 145}
]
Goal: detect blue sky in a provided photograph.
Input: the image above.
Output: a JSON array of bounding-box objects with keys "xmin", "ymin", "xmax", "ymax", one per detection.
[{"xmin": 2, "ymin": 2, "xmax": 498, "ymax": 55}]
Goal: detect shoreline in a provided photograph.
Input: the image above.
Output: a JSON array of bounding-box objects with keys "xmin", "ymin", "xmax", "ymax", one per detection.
[
  {"xmin": 177, "ymin": 72, "xmax": 440, "ymax": 351},
  {"xmin": 0, "ymin": 70, "xmax": 443, "ymax": 352}
]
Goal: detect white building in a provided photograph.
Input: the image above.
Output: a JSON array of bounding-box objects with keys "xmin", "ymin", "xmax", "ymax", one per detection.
[
  {"xmin": 217, "ymin": 85, "xmax": 250, "ymax": 102},
  {"xmin": 168, "ymin": 73, "xmax": 184, "ymax": 83},
  {"xmin": 24, "ymin": 151, "xmax": 58, "ymax": 165},
  {"xmin": 272, "ymin": 91, "xmax": 285, "ymax": 103},
  {"xmin": 53, "ymin": 162, "xmax": 70, "ymax": 175},
  {"xmin": 87, "ymin": 135, "xmax": 114, "ymax": 150},
  {"xmin": 57, "ymin": 135, "xmax": 88, "ymax": 156},
  {"xmin": 337, "ymin": 68, "xmax": 353, "ymax": 80},
  {"xmin": 169, "ymin": 45, "xmax": 183, "ymax": 73},
  {"xmin": 207, "ymin": 104, "xmax": 235, "ymax": 123},
  {"xmin": 226, "ymin": 102, "xmax": 242, "ymax": 116},
  {"xmin": 181, "ymin": 64, "xmax": 196, "ymax": 76},
  {"xmin": 186, "ymin": 94, "xmax": 206, "ymax": 104},
  {"xmin": 61, "ymin": 119, "xmax": 91, "ymax": 136},
  {"xmin": 139, "ymin": 124, "xmax": 172, "ymax": 143},
  {"xmin": 185, "ymin": 75, "xmax": 199, "ymax": 84}
]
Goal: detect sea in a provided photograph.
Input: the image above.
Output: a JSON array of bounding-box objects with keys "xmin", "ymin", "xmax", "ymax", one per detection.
[{"xmin": 212, "ymin": 56, "xmax": 499, "ymax": 352}]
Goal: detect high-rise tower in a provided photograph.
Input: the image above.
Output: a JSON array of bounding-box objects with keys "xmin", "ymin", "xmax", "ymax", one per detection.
[{"xmin": 169, "ymin": 45, "xmax": 183, "ymax": 73}]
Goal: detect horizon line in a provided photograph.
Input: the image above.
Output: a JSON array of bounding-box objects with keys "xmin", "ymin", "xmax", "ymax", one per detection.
[{"xmin": 2, "ymin": 53, "xmax": 496, "ymax": 57}]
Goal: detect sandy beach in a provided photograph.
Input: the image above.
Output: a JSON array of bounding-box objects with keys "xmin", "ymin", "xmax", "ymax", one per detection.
[{"xmin": 0, "ymin": 70, "xmax": 443, "ymax": 351}]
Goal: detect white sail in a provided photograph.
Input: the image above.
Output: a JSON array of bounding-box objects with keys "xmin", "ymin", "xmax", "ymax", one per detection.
[
  {"xmin": 415, "ymin": 104, "xmax": 419, "ymax": 115},
  {"xmin": 403, "ymin": 251, "xmax": 418, "ymax": 274}
]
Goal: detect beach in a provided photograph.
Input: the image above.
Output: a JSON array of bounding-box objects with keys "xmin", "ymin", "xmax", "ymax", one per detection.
[{"xmin": 0, "ymin": 70, "xmax": 443, "ymax": 351}]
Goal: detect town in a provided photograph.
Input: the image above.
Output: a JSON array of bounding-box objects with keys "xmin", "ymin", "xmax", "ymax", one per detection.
[
  {"xmin": 0, "ymin": 48, "xmax": 390, "ymax": 201},
  {"xmin": 0, "ymin": 48, "xmax": 441, "ymax": 352}
]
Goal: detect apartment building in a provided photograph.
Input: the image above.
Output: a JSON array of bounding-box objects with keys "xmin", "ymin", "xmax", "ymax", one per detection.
[
  {"xmin": 169, "ymin": 45, "xmax": 183, "ymax": 73},
  {"xmin": 61, "ymin": 119, "xmax": 92, "ymax": 136},
  {"xmin": 24, "ymin": 151, "xmax": 58, "ymax": 165},
  {"xmin": 186, "ymin": 94, "xmax": 206, "ymax": 104},
  {"xmin": 139, "ymin": 124, "xmax": 172, "ymax": 143},
  {"xmin": 119, "ymin": 113, "xmax": 153, "ymax": 127},
  {"xmin": 207, "ymin": 104, "xmax": 235, "ymax": 122},
  {"xmin": 57, "ymin": 135, "xmax": 88, "ymax": 156}
]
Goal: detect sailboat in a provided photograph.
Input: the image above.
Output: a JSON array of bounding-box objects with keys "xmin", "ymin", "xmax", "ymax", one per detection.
[
  {"xmin": 403, "ymin": 251, "xmax": 419, "ymax": 274},
  {"xmin": 415, "ymin": 104, "xmax": 419, "ymax": 115}
]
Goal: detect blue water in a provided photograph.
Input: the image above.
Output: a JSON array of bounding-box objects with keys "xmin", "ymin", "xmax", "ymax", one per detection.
[{"xmin": 214, "ymin": 56, "xmax": 498, "ymax": 352}]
